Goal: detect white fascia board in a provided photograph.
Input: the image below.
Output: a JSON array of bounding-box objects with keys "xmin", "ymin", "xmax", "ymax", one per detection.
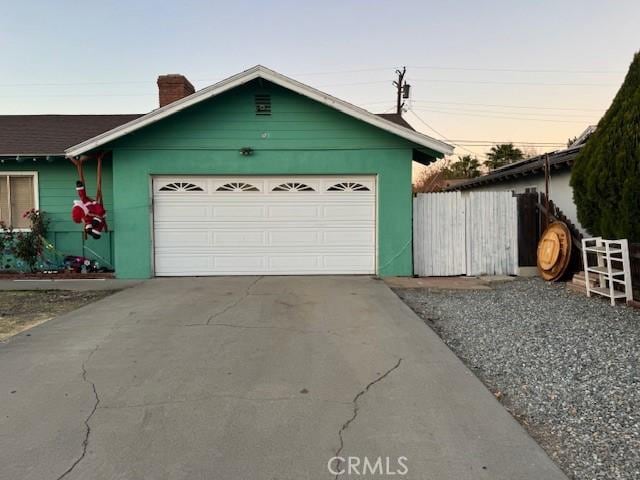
[{"xmin": 65, "ymin": 65, "xmax": 453, "ymax": 158}]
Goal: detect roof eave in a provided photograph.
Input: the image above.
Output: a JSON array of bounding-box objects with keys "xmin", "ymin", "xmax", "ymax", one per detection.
[
  {"xmin": 65, "ymin": 65, "xmax": 453, "ymax": 158},
  {"xmin": 0, "ymin": 153, "xmax": 65, "ymax": 157},
  {"xmin": 447, "ymin": 158, "xmax": 575, "ymax": 191}
]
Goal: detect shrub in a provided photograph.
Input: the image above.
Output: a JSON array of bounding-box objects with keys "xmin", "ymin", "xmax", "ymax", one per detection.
[
  {"xmin": 571, "ymin": 51, "xmax": 640, "ymax": 241},
  {"xmin": 0, "ymin": 221, "xmax": 15, "ymax": 271},
  {"xmin": 11, "ymin": 209, "xmax": 50, "ymax": 272}
]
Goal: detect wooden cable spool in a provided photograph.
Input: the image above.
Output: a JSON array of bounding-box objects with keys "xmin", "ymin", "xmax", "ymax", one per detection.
[{"xmin": 537, "ymin": 221, "xmax": 572, "ymax": 281}]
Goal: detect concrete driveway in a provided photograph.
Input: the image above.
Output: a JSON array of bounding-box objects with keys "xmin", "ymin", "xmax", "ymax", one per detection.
[{"xmin": 0, "ymin": 276, "xmax": 567, "ymax": 480}]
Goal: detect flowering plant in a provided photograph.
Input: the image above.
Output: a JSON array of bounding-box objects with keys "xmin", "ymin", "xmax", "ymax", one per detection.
[{"xmin": 12, "ymin": 209, "xmax": 50, "ymax": 272}]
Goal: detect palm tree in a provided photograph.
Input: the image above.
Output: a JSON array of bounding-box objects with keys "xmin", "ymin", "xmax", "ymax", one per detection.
[
  {"xmin": 446, "ymin": 155, "xmax": 481, "ymax": 178},
  {"xmin": 485, "ymin": 144, "xmax": 524, "ymax": 170}
]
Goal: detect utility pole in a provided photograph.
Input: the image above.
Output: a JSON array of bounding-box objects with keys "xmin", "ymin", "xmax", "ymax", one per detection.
[{"xmin": 393, "ymin": 67, "xmax": 409, "ymax": 114}]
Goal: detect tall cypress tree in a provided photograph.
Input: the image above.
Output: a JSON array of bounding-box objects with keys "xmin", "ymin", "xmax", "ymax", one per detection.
[{"xmin": 571, "ymin": 52, "xmax": 640, "ymax": 241}]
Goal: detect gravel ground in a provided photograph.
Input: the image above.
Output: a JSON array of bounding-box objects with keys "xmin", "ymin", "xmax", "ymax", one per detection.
[{"xmin": 394, "ymin": 278, "xmax": 640, "ymax": 480}]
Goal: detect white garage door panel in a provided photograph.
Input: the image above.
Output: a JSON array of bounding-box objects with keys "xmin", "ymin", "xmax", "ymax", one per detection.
[
  {"xmin": 158, "ymin": 205, "xmax": 210, "ymax": 219},
  {"xmin": 268, "ymin": 255, "xmax": 320, "ymax": 270},
  {"xmin": 153, "ymin": 176, "xmax": 376, "ymax": 275},
  {"xmin": 323, "ymin": 230, "xmax": 375, "ymax": 246},
  {"xmin": 214, "ymin": 256, "xmax": 265, "ymax": 269},
  {"xmin": 213, "ymin": 205, "xmax": 266, "ymax": 218},
  {"xmin": 213, "ymin": 230, "xmax": 265, "ymax": 246},
  {"xmin": 322, "ymin": 204, "xmax": 374, "ymax": 218},
  {"xmin": 323, "ymin": 255, "xmax": 374, "ymax": 268},
  {"xmin": 268, "ymin": 230, "xmax": 320, "ymax": 246},
  {"xmin": 267, "ymin": 205, "xmax": 320, "ymax": 218},
  {"xmin": 154, "ymin": 230, "xmax": 210, "ymax": 248}
]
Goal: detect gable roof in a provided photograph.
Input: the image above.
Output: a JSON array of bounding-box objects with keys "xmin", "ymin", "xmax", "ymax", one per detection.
[
  {"xmin": 65, "ymin": 65, "xmax": 453, "ymax": 158},
  {"xmin": 375, "ymin": 113, "xmax": 415, "ymax": 131},
  {"xmin": 0, "ymin": 112, "xmax": 417, "ymax": 157},
  {"xmin": 0, "ymin": 114, "xmax": 142, "ymax": 156}
]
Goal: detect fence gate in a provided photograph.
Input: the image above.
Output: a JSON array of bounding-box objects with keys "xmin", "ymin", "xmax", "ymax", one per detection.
[{"xmin": 413, "ymin": 191, "xmax": 518, "ymax": 276}]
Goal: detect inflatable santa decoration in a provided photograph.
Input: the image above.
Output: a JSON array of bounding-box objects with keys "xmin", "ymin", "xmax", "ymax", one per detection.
[
  {"xmin": 69, "ymin": 154, "xmax": 108, "ymax": 240},
  {"xmin": 71, "ymin": 180, "xmax": 107, "ymax": 239}
]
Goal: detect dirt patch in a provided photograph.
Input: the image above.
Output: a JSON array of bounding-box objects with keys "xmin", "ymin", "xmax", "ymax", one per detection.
[{"xmin": 0, "ymin": 290, "xmax": 115, "ymax": 341}]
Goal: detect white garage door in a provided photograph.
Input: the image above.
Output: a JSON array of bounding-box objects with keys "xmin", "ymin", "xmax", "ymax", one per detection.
[{"xmin": 152, "ymin": 176, "xmax": 376, "ymax": 276}]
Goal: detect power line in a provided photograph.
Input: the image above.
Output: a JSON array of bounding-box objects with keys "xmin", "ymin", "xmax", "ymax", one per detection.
[
  {"xmin": 296, "ymin": 65, "xmax": 623, "ymax": 76},
  {"xmin": 411, "ymin": 100, "xmax": 604, "ymax": 112},
  {"xmin": 407, "ymin": 65, "xmax": 623, "ymax": 74},
  {"xmin": 316, "ymin": 80, "xmax": 390, "ymax": 88},
  {"xmin": 290, "ymin": 67, "xmax": 394, "ymax": 76},
  {"xmin": 410, "ymin": 78, "xmax": 616, "ymax": 87},
  {"xmin": 0, "ymin": 93, "xmax": 155, "ymax": 98},
  {"xmin": 0, "ymin": 80, "xmax": 154, "ymax": 87},
  {"xmin": 316, "ymin": 78, "xmax": 616, "ymax": 89},
  {"xmin": 413, "ymin": 107, "xmax": 595, "ymax": 124},
  {"xmin": 410, "ymin": 104, "xmax": 593, "ymax": 119},
  {"xmin": 407, "ymin": 108, "xmax": 486, "ymax": 159},
  {"xmin": 0, "ymin": 62, "xmax": 625, "ymax": 88},
  {"xmin": 361, "ymin": 99, "xmax": 606, "ymax": 112}
]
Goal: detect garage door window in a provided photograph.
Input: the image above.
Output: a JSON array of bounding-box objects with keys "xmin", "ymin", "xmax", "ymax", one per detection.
[
  {"xmin": 216, "ymin": 182, "xmax": 260, "ymax": 192},
  {"xmin": 272, "ymin": 182, "xmax": 315, "ymax": 192},
  {"xmin": 327, "ymin": 182, "xmax": 370, "ymax": 192},
  {"xmin": 158, "ymin": 182, "xmax": 204, "ymax": 192},
  {"xmin": 0, "ymin": 173, "xmax": 37, "ymax": 229}
]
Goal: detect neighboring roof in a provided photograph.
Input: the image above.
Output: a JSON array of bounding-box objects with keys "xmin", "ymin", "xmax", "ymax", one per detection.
[
  {"xmin": 375, "ymin": 113, "xmax": 416, "ymax": 131},
  {"xmin": 0, "ymin": 114, "xmax": 143, "ymax": 156},
  {"xmin": 65, "ymin": 65, "xmax": 453, "ymax": 157},
  {"xmin": 446, "ymin": 146, "xmax": 583, "ymax": 191},
  {"xmin": 568, "ymin": 125, "xmax": 596, "ymax": 148}
]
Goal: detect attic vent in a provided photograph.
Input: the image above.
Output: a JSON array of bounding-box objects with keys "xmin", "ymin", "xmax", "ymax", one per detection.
[{"xmin": 255, "ymin": 94, "xmax": 271, "ymax": 115}]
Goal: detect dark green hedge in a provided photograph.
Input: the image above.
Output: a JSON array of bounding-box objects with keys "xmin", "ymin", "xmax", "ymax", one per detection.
[{"xmin": 571, "ymin": 52, "xmax": 640, "ymax": 241}]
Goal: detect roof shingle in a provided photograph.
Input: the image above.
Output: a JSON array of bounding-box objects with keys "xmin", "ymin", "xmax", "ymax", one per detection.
[{"xmin": 0, "ymin": 114, "xmax": 142, "ymax": 155}]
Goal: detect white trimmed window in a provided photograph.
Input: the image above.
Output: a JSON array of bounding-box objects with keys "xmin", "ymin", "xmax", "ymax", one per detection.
[{"xmin": 0, "ymin": 173, "xmax": 38, "ymax": 229}]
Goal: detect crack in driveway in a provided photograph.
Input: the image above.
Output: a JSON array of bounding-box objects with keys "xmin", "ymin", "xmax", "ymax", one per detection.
[
  {"xmin": 184, "ymin": 276, "xmax": 263, "ymax": 327},
  {"xmin": 54, "ymin": 346, "xmax": 101, "ymax": 480},
  {"xmin": 206, "ymin": 276, "xmax": 262, "ymax": 325},
  {"xmin": 333, "ymin": 357, "xmax": 402, "ymax": 479}
]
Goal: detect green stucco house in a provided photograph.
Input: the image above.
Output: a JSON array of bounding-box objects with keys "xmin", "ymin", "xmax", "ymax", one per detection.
[{"xmin": 0, "ymin": 66, "xmax": 452, "ymax": 278}]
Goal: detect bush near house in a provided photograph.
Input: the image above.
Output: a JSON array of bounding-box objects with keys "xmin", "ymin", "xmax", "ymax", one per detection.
[
  {"xmin": 0, "ymin": 209, "xmax": 49, "ymax": 272},
  {"xmin": 571, "ymin": 51, "xmax": 640, "ymax": 242}
]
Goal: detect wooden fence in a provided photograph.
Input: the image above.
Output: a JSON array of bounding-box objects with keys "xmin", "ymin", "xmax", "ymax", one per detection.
[
  {"xmin": 413, "ymin": 191, "xmax": 518, "ymax": 276},
  {"xmin": 630, "ymin": 243, "xmax": 640, "ymax": 299},
  {"xmin": 514, "ymin": 191, "xmax": 540, "ymax": 267}
]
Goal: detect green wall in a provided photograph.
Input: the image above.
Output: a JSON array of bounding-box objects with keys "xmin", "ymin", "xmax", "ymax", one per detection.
[
  {"xmin": 112, "ymin": 149, "xmax": 413, "ymax": 278},
  {"xmin": 5, "ymin": 79, "xmax": 431, "ymax": 278},
  {"xmin": 109, "ymin": 80, "xmax": 418, "ymax": 278},
  {"xmin": 0, "ymin": 158, "xmax": 114, "ymax": 269}
]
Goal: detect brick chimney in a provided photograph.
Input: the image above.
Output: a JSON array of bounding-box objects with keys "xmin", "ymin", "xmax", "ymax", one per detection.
[{"xmin": 157, "ymin": 74, "xmax": 195, "ymax": 107}]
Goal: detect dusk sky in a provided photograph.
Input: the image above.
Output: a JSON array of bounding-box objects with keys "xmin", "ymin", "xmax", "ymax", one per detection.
[{"xmin": 2, "ymin": 0, "xmax": 638, "ymax": 160}]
